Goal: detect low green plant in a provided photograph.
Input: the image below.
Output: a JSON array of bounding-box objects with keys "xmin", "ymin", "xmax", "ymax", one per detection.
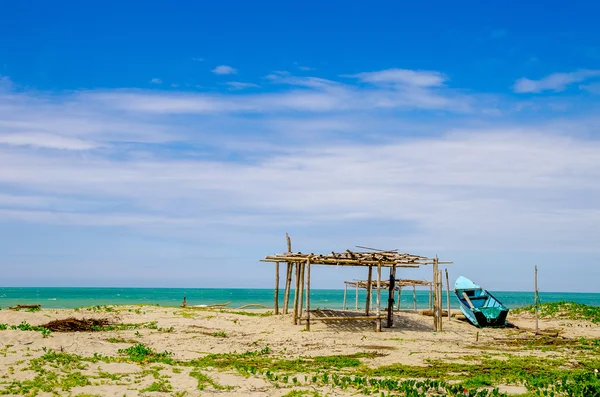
[
  {"xmin": 189, "ymin": 370, "xmax": 231, "ymax": 390},
  {"xmin": 117, "ymin": 344, "xmax": 173, "ymax": 364},
  {"xmin": 513, "ymin": 301, "xmax": 600, "ymax": 323}
]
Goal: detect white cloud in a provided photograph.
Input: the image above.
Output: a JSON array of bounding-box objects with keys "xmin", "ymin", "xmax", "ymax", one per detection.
[
  {"xmin": 350, "ymin": 68, "xmax": 447, "ymax": 87},
  {"xmin": 580, "ymin": 82, "xmax": 600, "ymax": 94},
  {"xmin": 212, "ymin": 65, "xmax": 238, "ymax": 75},
  {"xmin": 0, "ymin": 133, "xmax": 100, "ymax": 150},
  {"xmin": 514, "ymin": 69, "xmax": 600, "ymax": 93},
  {"xmin": 2, "ymin": 74, "xmax": 600, "ymax": 289},
  {"xmin": 150, "ymin": 78, "xmax": 163, "ymax": 84},
  {"xmin": 225, "ymin": 81, "xmax": 260, "ymax": 90}
]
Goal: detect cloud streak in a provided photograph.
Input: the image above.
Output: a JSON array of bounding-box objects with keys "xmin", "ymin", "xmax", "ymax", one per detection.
[
  {"xmin": 211, "ymin": 65, "xmax": 238, "ymax": 75},
  {"xmin": 514, "ymin": 70, "xmax": 600, "ymax": 93}
]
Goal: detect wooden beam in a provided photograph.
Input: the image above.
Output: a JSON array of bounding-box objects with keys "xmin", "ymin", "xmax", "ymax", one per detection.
[
  {"xmin": 355, "ymin": 282, "xmax": 359, "ymax": 310},
  {"xmin": 462, "ymin": 291, "xmax": 475, "ymax": 309},
  {"xmin": 274, "ymin": 261, "xmax": 280, "ymax": 315},
  {"xmin": 314, "ymin": 315, "xmax": 387, "ymax": 322},
  {"xmin": 365, "ymin": 265, "xmax": 373, "ymax": 315},
  {"xmin": 343, "ymin": 283, "xmax": 348, "ymax": 310}
]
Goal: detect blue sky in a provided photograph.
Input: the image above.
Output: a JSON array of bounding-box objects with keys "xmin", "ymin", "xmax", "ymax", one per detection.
[{"xmin": 1, "ymin": 1, "xmax": 600, "ymax": 291}]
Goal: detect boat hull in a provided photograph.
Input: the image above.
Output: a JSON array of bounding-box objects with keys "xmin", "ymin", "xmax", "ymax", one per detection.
[{"xmin": 454, "ymin": 276, "xmax": 509, "ymax": 328}]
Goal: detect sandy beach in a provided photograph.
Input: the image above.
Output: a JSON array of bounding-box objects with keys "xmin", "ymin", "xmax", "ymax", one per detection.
[{"xmin": 0, "ymin": 305, "xmax": 598, "ymax": 396}]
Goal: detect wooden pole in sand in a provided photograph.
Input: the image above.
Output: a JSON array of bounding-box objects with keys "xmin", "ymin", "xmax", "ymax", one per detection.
[
  {"xmin": 355, "ymin": 283, "xmax": 359, "ymax": 310},
  {"xmin": 292, "ymin": 262, "xmax": 301, "ymax": 325},
  {"xmin": 429, "ymin": 283, "xmax": 433, "ymax": 310},
  {"xmin": 306, "ymin": 258, "xmax": 311, "ymax": 331},
  {"xmin": 376, "ymin": 263, "xmax": 382, "ymax": 332},
  {"xmin": 413, "ymin": 286, "xmax": 417, "ymax": 312},
  {"xmin": 274, "ymin": 262, "xmax": 280, "ymax": 314},
  {"xmin": 283, "ymin": 263, "xmax": 292, "ymax": 314},
  {"xmin": 534, "ymin": 265, "xmax": 539, "ymax": 332},
  {"xmin": 298, "ymin": 262, "xmax": 305, "ymax": 322},
  {"xmin": 365, "ymin": 266, "xmax": 373, "ymax": 315},
  {"xmin": 445, "ymin": 268, "xmax": 451, "ymax": 321},
  {"xmin": 397, "ymin": 286, "xmax": 402, "ymax": 310},
  {"xmin": 343, "ymin": 283, "xmax": 348, "ymax": 310},
  {"xmin": 283, "ymin": 233, "xmax": 293, "ymax": 314},
  {"xmin": 386, "ymin": 265, "xmax": 396, "ymax": 327},
  {"xmin": 438, "ymin": 269, "xmax": 443, "ymax": 332},
  {"xmin": 433, "ymin": 256, "xmax": 439, "ymax": 332}
]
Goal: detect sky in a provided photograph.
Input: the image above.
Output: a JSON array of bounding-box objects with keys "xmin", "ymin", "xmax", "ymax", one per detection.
[{"xmin": 0, "ymin": 1, "xmax": 599, "ymax": 291}]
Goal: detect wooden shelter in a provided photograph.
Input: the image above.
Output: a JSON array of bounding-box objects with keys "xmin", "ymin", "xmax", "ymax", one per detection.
[{"xmin": 263, "ymin": 235, "xmax": 452, "ymax": 332}]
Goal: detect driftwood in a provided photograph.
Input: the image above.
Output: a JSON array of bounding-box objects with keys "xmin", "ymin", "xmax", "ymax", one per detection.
[
  {"xmin": 189, "ymin": 302, "xmax": 231, "ymax": 309},
  {"xmin": 420, "ymin": 309, "xmax": 449, "ymax": 317},
  {"xmin": 41, "ymin": 318, "xmax": 112, "ymax": 332},
  {"xmin": 9, "ymin": 304, "xmax": 41, "ymax": 310},
  {"xmin": 236, "ymin": 304, "xmax": 268, "ymax": 309}
]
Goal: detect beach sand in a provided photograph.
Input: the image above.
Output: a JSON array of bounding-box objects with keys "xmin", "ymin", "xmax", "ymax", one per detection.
[{"xmin": 0, "ymin": 305, "xmax": 598, "ymax": 396}]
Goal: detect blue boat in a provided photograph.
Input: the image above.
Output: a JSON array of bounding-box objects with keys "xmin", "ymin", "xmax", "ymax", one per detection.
[{"xmin": 454, "ymin": 276, "xmax": 509, "ymax": 327}]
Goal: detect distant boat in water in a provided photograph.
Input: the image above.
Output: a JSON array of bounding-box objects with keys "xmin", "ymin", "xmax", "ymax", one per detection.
[{"xmin": 454, "ymin": 276, "xmax": 509, "ymax": 327}]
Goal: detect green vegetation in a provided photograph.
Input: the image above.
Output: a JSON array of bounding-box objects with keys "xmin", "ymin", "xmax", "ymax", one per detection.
[
  {"xmin": 106, "ymin": 337, "xmax": 138, "ymax": 344},
  {"xmin": 0, "ymin": 321, "xmax": 51, "ymax": 337},
  {"xmin": 513, "ymin": 301, "xmax": 600, "ymax": 323},
  {"xmin": 281, "ymin": 391, "xmax": 321, "ymax": 397},
  {"xmin": 219, "ymin": 309, "xmax": 274, "ymax": 317},
  {"xmin": 141, "ymin": 379, "xmax": 172, "ymax": 392},
  {"xmin": 212, "ymin": 331, "xmax": 227, "ymax": 338},
  {"xmin": 117, "ymin": 344, "xmax": 173, "ymax": 364},
  {"xmin": 189, "ymin": 371, "xmax": 230, "ymax": 390},
  {"xmin": 0, "ymin": 370, "xmax": 90, "ymax": 396}
]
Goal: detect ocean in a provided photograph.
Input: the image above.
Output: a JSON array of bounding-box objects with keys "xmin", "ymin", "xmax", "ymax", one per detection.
[{"xmin": 1, "ymin": 287, "xmax": 599, "ymax": 310}]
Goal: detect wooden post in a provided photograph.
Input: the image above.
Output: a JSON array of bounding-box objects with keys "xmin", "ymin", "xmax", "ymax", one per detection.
[
  {"xmin": 534, "ymin": 265, "xmax": 539, "ymax": 332},
  {"xmin": 438, "ymin": 270, "xmax": 443, "ymax": 332},
  {"xmin": 433, "ymin": 256, "xmax": 439, "ymax": 332},
  {"xmin": 376, "ymin": 264, "xmax": 382, "ymax": 332},
  {"xmin": 306, "ymin": 258, "xmax": 311, "ymax": 331},
  {"xmin": 283, "ymin": 233, "xmax": 293, "ymax": 314},
  {"xmin": 429, "ymin": 283, "xmax": 433, "ymax": 310},
  {"xmin": 355, "ymin": 283, "xmax": 359, "ymax": 310},
  {"xmin": 298, "ymin": 262, "xmax": 305, "ymax": 322},
  {"xmin": 413, "ymin": 286, "xmax": 417, "ymax": 312},
  {"xmin": 283, "ymin": 263, "xmax": 292, "ymax": 314},
  {"xmin": 343, "ymin": 283, "xmax": 348, "ymax": 310},
  {"xmin": 386, "ymin": 265, "xmax": 396, "ymax": 327},
  {"xmin": 365, "ymin": 266, "xmax": 373, "ymax": 315},
  {"xmin": 274, "ymin": 262, "xmax": 280, "ymax": 314},
  {"xmin": 445, "ymin": 268, "xmax": 451, "ymax": 321},
  {"xmin": 397, "ymin": 287, "xmax": 402, "ymax": 310},
  {"xmin": 292, "ymin": 263, "xmax": 301, "ymax": 325}
]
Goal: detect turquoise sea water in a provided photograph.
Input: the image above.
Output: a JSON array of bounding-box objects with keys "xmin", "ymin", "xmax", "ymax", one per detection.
[{"xmin": 1, "ymin": 288, "xmax": 599, "ymax": 310}]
